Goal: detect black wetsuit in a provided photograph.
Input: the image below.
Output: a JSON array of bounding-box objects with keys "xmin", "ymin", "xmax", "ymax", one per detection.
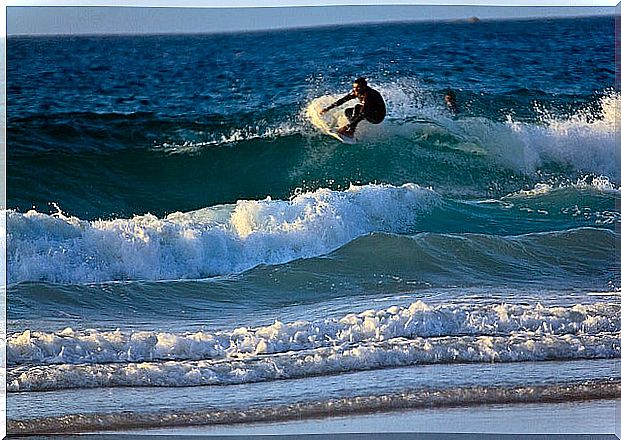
[{"xmin": 327, "ymin": 86, "xmax": 386, "ymax": 129}]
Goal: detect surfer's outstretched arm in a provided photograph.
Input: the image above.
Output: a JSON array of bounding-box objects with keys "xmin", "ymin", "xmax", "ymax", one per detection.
[{"xmin": 321, "ymin": 92, "xmax": 355, "ymax": 114}]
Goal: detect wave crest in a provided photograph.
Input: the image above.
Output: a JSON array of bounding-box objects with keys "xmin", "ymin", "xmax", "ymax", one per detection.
[{"xmin": 7, "ymin": 183, "xmax": 438, "ymax": 284}]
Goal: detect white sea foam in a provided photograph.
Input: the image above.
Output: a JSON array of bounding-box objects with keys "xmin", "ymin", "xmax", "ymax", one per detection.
[
  {"xmin": 491, "ymin": 92, "xmax": 619, "ymax": 177},
  {"xmin": 511, "ymin": 175, "xmax": 620, "ymax": 197},
  {"xmin": 8, "ymin": 301, "xmax": 620, "ymax": 367},
  {"xmin": 7, "ymin": 183, "xmax": 438, "ymax": 284},
  {"xmin": 412, "ymin": 93, "xmax": 621, "ymax": 182},
  {"xmin": 155, "ymin": 123, "xmax": 300, "ymax": 154},
  {"xmin": 8, "ymin": 331, "xmax": 620, "ymax": 391}
]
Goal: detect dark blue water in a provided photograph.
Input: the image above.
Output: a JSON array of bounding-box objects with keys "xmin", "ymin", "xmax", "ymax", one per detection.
[{"xmin": 6, "ymin": 15, "xmax": 620, "ymax": 435}]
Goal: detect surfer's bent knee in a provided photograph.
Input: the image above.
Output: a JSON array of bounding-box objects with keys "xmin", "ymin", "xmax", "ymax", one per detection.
[{"xmin": 366, "ymin": 114, "xmax": 384, "ymax": 124}]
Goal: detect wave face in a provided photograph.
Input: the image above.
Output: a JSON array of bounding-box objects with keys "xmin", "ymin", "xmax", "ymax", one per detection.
[
  {"xmin": 6, "ymin": 14, "xmax": 619, "ymax": 435},
  {"xmin": 7, "ymin": 90, "xmax": 618, "ymax": 220}
]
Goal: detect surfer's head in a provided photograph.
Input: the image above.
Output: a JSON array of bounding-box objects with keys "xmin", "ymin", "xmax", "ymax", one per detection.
[
  {"xmin": 353, "ymin": 77, "xmax": 367, "ymax": 96},
  {"xmin": 444, "ymin": 89, "xmax": 458, "ymax": 113}
]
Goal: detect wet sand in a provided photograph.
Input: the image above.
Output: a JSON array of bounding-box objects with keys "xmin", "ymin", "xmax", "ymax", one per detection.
[{"xmin": 119, "ymin": 399, "xmax": 620, "ymax": 438}]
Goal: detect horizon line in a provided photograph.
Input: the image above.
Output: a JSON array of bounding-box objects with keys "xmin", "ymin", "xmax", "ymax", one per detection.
[{"xmin": 6, "ymin": 9, "xmax": 614, "ymax": 37}]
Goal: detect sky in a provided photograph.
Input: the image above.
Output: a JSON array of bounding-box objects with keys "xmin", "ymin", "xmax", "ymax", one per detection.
[{"xmin": 5, "ymin": 1, "xmax": 617, "ymax": 36}]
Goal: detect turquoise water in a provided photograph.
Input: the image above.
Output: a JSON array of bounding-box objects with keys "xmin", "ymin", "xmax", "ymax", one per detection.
[{"xmin": 6, "ymin": 15, "xmax": 620, "ymax": 434}]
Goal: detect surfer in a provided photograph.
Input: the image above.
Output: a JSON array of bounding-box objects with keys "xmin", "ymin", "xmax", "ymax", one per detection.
[
  {"xmin": 320, "ymin": 77, "xmax": 386, "ymax": 137},
  {"xmin": 444, "ymin": 89, "xmax": 459, "ymax": 115}
]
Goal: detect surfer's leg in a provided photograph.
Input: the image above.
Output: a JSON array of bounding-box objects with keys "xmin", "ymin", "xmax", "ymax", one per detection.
[
  {"xmin": 343, "ymin": 106, "xmax": 365, "ymax": 135},
  {"xmin": 345, "ymin": 107, "xmax": 354, "ymax": 121},
  {"xmin": 345, "ymin": 105, "xmax": 363, "ymax": 122},
  {"xmin": 340, "ymin": 105, "xmax": 364, "ymax": 136}
]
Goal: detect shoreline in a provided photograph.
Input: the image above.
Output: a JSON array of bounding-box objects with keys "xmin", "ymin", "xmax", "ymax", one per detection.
[
  {"xmin": 125, "ymin": 398, "xmax": 621, "ymax": 438},
  {"xmin": 8, "ymin": 395, "xmax": 619, "ymax": 437}
]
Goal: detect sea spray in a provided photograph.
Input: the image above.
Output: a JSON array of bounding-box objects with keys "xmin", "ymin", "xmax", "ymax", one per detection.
[{"xmin": 498, "ymin": 91, "xmax": 620, "ymax": 178}]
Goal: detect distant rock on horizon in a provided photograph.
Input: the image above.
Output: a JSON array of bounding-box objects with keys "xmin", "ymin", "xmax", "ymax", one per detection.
[{"xmin": 451, "ymin": 16, "xmax": 481, "ymax": 24}]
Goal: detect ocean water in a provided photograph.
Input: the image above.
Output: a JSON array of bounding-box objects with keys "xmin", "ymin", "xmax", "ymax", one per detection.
[{"xmin": 5, "ymin": 15, "xmax": 620, "ymax": 434}]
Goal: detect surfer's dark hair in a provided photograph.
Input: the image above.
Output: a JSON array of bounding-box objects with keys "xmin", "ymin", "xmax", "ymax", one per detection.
[{"xmin": 354, "ymin": 77, "xmax": 367, "ymax": 86}]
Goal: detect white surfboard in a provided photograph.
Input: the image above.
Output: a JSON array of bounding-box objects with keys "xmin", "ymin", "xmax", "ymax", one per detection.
[{"xmin": 306, "ymin": 96, "xmax": 357, "ymax": 144}]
